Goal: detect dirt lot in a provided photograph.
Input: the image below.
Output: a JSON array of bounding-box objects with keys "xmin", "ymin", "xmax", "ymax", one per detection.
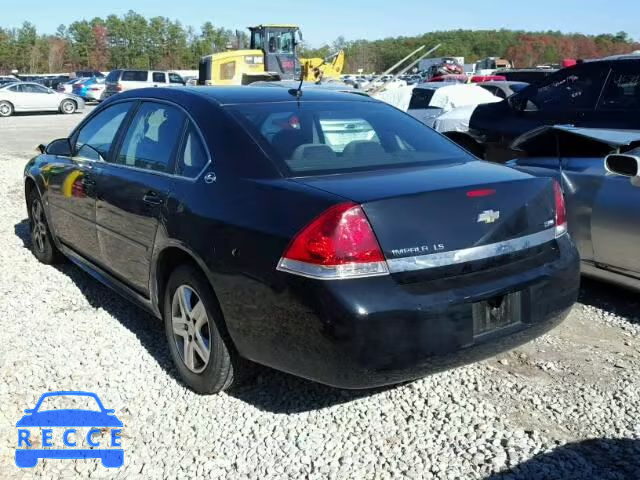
[{"xmin": 0, "ymin": 110, "xmax": 639, "ymax": 479}]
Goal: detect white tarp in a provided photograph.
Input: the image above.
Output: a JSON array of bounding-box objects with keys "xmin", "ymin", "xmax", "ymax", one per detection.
[
  {"xmin": 374, "ymin": 84, "xmax": 501, "ymax": 113},
  {"xmin": 373, "ymin": 85, "xmax": 415, "ymax": 112},
  {"xmin": 432, "ymin": 105, "xmax": 478, "ymax": 133},
  {"xmin": 428, "ymin": 84, "xmax": 501, "ymax": 112}
]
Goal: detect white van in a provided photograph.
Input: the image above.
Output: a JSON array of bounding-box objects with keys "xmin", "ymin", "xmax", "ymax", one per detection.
[{"xmin": 104, "ymin": 70, "xmax": 185, "ymax": 98}]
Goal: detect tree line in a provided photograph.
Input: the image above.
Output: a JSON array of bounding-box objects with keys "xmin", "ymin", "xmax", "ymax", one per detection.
[{"xmin": 1, "ymin": 10, "xmax": 638, "ymax": 75}]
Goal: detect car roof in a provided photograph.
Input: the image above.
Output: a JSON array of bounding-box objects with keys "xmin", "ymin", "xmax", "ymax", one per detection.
[{"xmin": 116, "ymin": 85, "xmax": 377, "ymax": 106}]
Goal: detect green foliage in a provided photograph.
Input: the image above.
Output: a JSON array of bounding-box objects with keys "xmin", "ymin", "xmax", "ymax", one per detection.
[{"xmin": 0, "ymin": 13, "xmax": 638, "ymax": 74}]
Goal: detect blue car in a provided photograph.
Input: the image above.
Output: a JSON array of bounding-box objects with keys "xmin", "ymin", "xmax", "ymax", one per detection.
[
  {"xmin": 15, "ymin": 391, "xmax": 123, "ymax": 468},
  {"xmin": 71, "ymin": 77, "xmax": 105, "ymax": 102}
]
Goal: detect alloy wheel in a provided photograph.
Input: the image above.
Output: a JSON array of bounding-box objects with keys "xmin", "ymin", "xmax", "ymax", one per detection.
[
  {"xmin": 31, "ymin": 199, "xmax": 47, "ymax": 253},
  {"xmin": 0, "ymin": 103, "xmax": 11, "ymax": 116},
  {"xmin": 171, "ymin": 285, "xmax": 211, "ymax": 373},
  {"xmin": 62, "ymin": 101, "xmax": 75, "ymax": 113}
]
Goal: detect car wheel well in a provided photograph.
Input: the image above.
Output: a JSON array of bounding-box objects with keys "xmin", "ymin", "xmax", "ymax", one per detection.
[
  {"xmin": 154, "ymin": 246, "xmax": 239, "ymax": 355},
  {"xmin": 155, "ymin": 247, "xmax": 200, "ymax": 314},
  {"xmin": 24, "ymin": 178, "xmax": 37, "ymax": 213}
]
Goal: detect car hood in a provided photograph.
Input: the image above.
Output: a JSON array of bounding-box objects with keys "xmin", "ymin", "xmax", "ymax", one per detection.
[{"xmin": 16, "ymin": 410, "xmax": 123, "ymax": 427}]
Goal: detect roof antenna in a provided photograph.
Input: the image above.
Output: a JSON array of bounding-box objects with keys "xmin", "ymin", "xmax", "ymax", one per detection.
[{"xmin": 289, "ymin": 62, "xmax": 308, "ymax": 99}]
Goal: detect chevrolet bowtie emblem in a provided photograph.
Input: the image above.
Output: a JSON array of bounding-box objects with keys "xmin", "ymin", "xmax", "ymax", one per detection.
[{"xmin": 477, "ymin": 210, "xmax": 500, "ymax": 224}]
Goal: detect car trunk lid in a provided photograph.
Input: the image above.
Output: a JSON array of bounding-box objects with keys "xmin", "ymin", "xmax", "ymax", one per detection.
[{"xmin": 292, "ymin": 161, "xmax": 558, "ymax": 276}]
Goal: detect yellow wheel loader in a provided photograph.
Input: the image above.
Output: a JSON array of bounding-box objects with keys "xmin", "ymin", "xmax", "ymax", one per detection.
[{"xmin": 198, "ymin": 24, "xmax": 344, "ymax": 86}]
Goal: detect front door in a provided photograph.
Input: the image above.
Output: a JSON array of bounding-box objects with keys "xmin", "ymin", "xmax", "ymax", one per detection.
[
  {"xmin": 95, "ymin": 101, "xmax": 186, "ymax": 294},
  {"xmin": 591, "ymin": 166, "xmax": 640, "ymax": 278},
  {"xmin": 19, "ymin": 83, "xmax": 60, "ymax": 110},
  {"xmin": 46, "ymin": 101, "xmax": 133, "ymax": 261}
]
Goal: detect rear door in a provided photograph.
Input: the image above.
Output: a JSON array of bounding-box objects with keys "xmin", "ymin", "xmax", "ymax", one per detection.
[{"xmin": 94, "ymin": 101, "xmax": 186, "ymax": 294}]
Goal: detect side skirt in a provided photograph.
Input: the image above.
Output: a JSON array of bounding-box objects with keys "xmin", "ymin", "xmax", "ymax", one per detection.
[
  {"xmin": 59, "ymin": 244, "xmax": 162, "ymax": 320},
  {"xmin": 582, "ymin": 260, "xmax": 640, "ymax": 292}
]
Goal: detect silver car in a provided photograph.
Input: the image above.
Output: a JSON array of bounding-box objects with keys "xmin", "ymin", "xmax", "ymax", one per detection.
[
  {"xmin": 508, "ymin": 125, "xmax": 640, "ymax": 290},
  {"xmin": 0, "ymin": 82, "xmax": 85, "ymax": 117}
]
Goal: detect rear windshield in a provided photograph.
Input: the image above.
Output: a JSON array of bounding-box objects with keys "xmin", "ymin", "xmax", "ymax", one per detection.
[
  {"xmin": 228, "ymin": 101, "xmax": 471, "ymax": 176},
  {"xmin": 122, "ymin": 71, "xmax": 148, "ymax": 82}
]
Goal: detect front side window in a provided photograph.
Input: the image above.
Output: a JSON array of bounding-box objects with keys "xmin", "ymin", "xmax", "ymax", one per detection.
[
  {"xmin": 22, "ymin": 84, "xmax": 49, "ymax": 94},
  {"xmin": 74, "ymin": 102, "xmax": 132, "ymax": 161},
  {"xmin": 169, "ymin": 73, "xmax": 184, "ymax": 84},
  {"xmin": 598, "ymin": 65, "xmax": 640, "ymax": 111},
  {"xmin": 229, "ymin": 101, "xmax": 472, "ymax": 175},
  {"xmin": 114, "ymin": 102, "xmax": 186, "ymax": 172},
  {"xmin": 525, "ymin": 65, "xmax": 608, "ymax": 111}
]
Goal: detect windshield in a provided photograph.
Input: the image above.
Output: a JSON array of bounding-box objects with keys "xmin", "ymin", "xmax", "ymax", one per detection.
[
  {"xmin": 266, "ymin": 30, "xmax": 295, "ymax": 54},
  {"xmin": 36, "ymin": 395, "xmax": 102, "ymax": 412},
  {"xmin": 228, "ymin": 100, "xmax": 472, "ymax": 176}
]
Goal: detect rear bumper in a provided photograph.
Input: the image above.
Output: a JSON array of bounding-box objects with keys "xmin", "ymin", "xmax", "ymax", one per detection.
[{"xmin": 222, "ymin": 235, "xmax": 580, "ymax": 389}]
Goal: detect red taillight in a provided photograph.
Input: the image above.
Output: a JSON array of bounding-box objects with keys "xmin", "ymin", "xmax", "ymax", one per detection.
[
  {"xmin": 277, "ymin": 203, "xmax": 388, "ymax": 279},
  {"xmin": 553, "ymin": 180, "xmax": 567, "ymax": 237},
  {"xmin": 466, "ymin": 188, "xmax": 496, "ymax": 198},
  {"xmin": 116, "ymin": 84, "xmax": 123, "ymax": 92}
]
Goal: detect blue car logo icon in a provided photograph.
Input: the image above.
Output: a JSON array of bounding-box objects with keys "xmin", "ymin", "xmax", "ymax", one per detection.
[{"xmin": 15, "ymin": 391, "xmax": 124, "ymax": 468}]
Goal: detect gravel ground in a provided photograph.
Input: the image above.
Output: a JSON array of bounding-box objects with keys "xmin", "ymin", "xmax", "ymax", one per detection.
[{"xmin": 1, "ymin": 112, "xmax": 639, "ymax": 479}]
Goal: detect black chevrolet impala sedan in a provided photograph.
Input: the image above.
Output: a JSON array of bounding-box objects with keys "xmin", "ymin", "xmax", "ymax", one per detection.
[{"xmin": 24, "ymin": 86, "xmax": 580, "ymax": 393}]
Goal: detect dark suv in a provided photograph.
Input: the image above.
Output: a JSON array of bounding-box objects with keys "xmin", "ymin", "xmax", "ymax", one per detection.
[{"xmin": 468, "ymin": 56, "xmax": 640, "ymax": 161}]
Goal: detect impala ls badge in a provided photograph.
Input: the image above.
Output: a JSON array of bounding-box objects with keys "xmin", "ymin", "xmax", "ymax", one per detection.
[{"xmin": 477, "ymin": 210, "xmax": 500, "ymax": 224}]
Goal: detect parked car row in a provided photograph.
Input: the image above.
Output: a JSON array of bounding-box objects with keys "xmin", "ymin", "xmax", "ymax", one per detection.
[{"xmin": 0, "ymin": 69, "xmax": 187, "ymax": 117}]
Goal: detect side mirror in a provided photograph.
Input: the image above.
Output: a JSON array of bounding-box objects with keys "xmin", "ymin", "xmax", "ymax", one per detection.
[
  {"xmin": 605, "ymin": 154, "xmax": 640, "ymax": 178},
  {"xmin": 46, "ymin": 138, "xmax": 72, "ymax": 156}
]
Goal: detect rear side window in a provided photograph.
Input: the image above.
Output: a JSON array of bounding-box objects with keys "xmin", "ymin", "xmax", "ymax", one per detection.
[
  {"xmin": 229, "ymin": 101, "xmax": 472, "ymax": 175},
  {"xmin": 152, "ymin": 72, "xmax": 166, "ymax": 83},
  {"xmin": 177, "ymin": 123, "xmax": 208, "ymax": 177},
  {"xmin": 114, "ymin": 102, "xmax": 186, "ymax": 172},
  {"xmin": 74, "ymin": 102, "xmax": 132, "ymax": 161},
  {"xmin": 599, "ymin": 66, "xmax": 640, "ymax": 111},
  {"xmin": 122, "ymin": 71, "xmax": 148, "ymax": 82}
]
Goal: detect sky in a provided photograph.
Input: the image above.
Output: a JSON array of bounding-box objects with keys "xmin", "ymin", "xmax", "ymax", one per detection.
[{"xmin": 3, "ymin": 0, "xmax": 640, "ymax": 47}]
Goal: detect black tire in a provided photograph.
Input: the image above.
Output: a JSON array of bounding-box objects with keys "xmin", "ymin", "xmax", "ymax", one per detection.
[
  {"xmin": 164, "ymin": 264, "xmax": 238, "ymax": 393},
  {"xmin": 60, "ymin": 99, "xmax": 76, "ymax": 114},
  {"xmin": 0, "ymin": 100, "xmax": 13, "ymax": 117},
  {"xmin": 28, "ymin": 190, "xmax": 63, "ymax": 264}
]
